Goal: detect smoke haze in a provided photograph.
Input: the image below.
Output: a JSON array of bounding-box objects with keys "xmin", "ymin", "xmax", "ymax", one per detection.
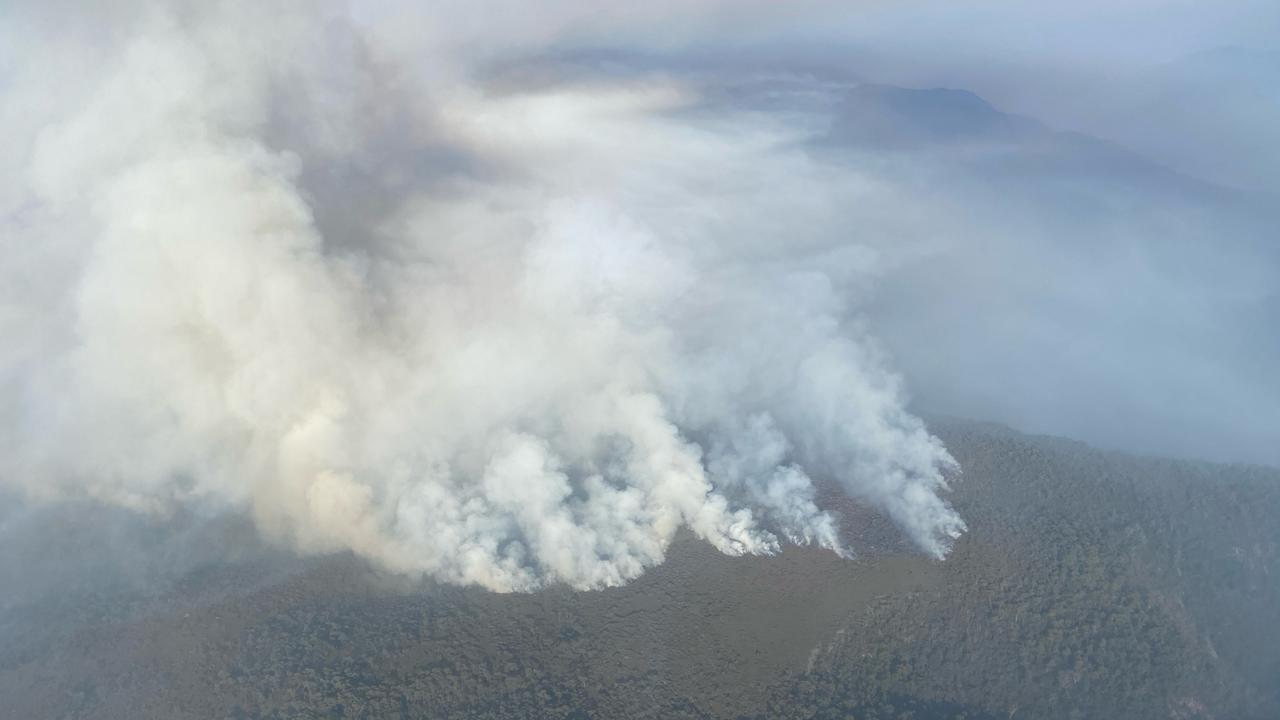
[
  {"xmin": 2, "ymin": 0, "xmax": 1276, "ymax": 592},
  {"xmin": 1, "ymin": 1, "xmax": 966, "ymax": 591}
]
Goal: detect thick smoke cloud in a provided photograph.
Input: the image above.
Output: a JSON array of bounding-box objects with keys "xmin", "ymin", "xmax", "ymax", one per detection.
[{"xmin": 0, "ymin": 2, "xmax": 962, "ymax": 591}]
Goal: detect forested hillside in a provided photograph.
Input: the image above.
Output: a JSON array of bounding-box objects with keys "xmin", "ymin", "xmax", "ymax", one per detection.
[{"xmin": 2, "ymin": 419, "xmax": 1277, "ymax": 719}]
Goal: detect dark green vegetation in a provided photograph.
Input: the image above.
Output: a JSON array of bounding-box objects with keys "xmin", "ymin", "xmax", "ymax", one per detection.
[{"xmin": 2, "ymin": 419, "xmax": 1277, "ymax": 719}]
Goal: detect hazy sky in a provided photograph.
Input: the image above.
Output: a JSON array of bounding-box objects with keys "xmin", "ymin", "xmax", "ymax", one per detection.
[{"xmin": 551, "ymin": 0, "xmax": 1280, "ymax": 465}]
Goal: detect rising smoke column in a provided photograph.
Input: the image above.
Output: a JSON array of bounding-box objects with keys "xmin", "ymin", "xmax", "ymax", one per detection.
[{"xmin": 0, "ymin": 1, "xmax": 963, "ymax": 591}]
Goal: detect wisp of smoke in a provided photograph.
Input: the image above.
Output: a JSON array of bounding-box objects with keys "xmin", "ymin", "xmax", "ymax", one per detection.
[{"xmin": 0, "ymin": 1, "xmax": 963, "ymax": 591}]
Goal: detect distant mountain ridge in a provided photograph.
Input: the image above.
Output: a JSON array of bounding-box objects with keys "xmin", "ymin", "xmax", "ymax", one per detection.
[{"xmin": 830, "ymin": 83, "xmax": 1044, "ymax": 146}]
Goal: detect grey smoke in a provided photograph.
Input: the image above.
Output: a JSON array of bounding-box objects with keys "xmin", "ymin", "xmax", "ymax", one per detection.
[
  {"xmin": 4, "ymin": 0, "xmax": 1276, "ymax": 592},
  {"xmin": 0, "ymin": 1, "xmax": 962, "ymax": 592}
]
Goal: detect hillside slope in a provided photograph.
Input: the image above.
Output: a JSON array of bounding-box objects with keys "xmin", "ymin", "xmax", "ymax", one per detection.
[{"xmin": 1, "ymin": 419, "xmax": 1277, "ymax": 719}]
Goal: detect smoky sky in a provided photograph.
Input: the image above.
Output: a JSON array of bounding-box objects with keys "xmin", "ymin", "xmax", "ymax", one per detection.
[
  {"xmin": 0, "ymin": 1, "xmax": 1276, "ymax": 591},
  {"xmin": 575, "ymin": 0, "xmax": 1280, "ymax": 466}
]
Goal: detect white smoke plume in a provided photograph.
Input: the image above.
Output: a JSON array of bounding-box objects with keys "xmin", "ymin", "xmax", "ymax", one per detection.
[{"xmin": 0, "ymin": 1, "xmax": 963, "ymax": 591}]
